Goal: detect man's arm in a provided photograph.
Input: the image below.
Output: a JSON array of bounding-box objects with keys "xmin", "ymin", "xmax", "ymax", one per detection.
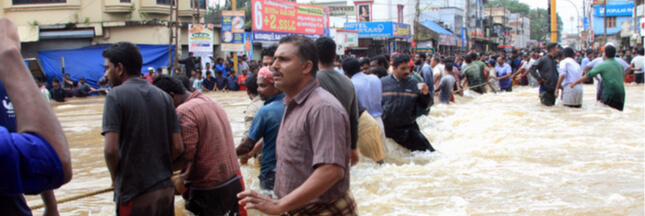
[
  {"xmin": 171, "ymin": 132, "xmax": 184, "ymax": 162},
  {"xmin": 201, "ymin": 83, "xmax": 210, "ymax": 92},
  {"xmin": 238, "ymin": 164, "xmax": 344, "ymax": 214},
  {"xmin": 104, "ymin": 132, "xmax": 119, "ymax": 183},
  {"xmin": 41, "ymin": 190, "xmax": 59, "ymax": 216},
  {"xmin": 349, "ymin": 96, "xmax": 359, "ymax": 166},
  {"xmin": 0, "ymin": 18, "xmax": 72, "ymax": 183}
]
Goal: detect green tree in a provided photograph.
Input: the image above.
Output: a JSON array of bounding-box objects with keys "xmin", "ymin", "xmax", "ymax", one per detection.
[{"xmin": 490, "ymin": 0, "xmax": 563, "ymax": 42}]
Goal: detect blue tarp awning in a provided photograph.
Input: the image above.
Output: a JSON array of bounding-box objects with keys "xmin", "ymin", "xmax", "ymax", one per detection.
[
  {"xmin": 39, "ymin": 44, "xmax": 175, "ymax": 88},
  {"xmin": 419, "ymin": 21, "xmax": 454, "ymax": 35}
]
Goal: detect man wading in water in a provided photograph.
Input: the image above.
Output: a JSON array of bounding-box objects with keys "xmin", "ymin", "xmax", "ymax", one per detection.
[
  {"xmin": 238, "ymin": 35, "xmax": 357, "ymax": 215},
  {"xmin": 102, "ymin": 42, "xmax": 184, "ymax": 215},
  {"xmin": 153, "ymin": 75, "xmax": 246, "ymax": 215},
  {"xmin": 381, "ymin": 54, "xmax": 435, "ymax": 152}
]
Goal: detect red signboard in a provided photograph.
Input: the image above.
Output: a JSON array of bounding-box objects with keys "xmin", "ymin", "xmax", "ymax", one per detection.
[{"xmin": 252, "ymin": 0, "xmax": 329, "ymax": 36}]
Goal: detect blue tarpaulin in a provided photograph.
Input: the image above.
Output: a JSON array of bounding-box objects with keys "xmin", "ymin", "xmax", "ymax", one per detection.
[
  {"xmin": 39, "ymin": 44, "xmax": 174, "ymax": 88},
  {"xmin": 419, "ymin": 21, "xmax": 454, "ymax": 35}
]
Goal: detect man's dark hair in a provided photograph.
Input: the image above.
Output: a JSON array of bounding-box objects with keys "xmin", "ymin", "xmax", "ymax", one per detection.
[
  {"xmin": 359, "ymin": 58, "xmax": 370, "ymax": 67},
  {"xmin": 188, "ymin": 52, "xmax": 194, "ymax": 56},
  {"xmin": 392, "ymin": 54, "xmax": 410, "ymax": 68},
  {"xmin": 417, "ymin": 52, "xmax": 427, "ymax": 61},
  {"xmin": 605, "ymin": 45, "xmax": 617, "ymax": 58},
  {"xmin": 445, "ymin": 61, "xmax": 454, "ymax": 71},
  {"xmin": 153, "ymin": 74, "xmax": 186, "ymax": 95},
  {"xmin": 383, "ymin": 54, "xmax": 390, "ymax": 62},
  {"xmin": 245, "ymin": 73, "xmax": 259, "ymax": 95},
  {"xmin": 469, "ymin": 52, "xmax": 479, "ymax": 61},
  {"xmin": 102, "ymin": 42, "xmax": 143, "ymax": 76},
  {"xmin": 215, "ymin": 70, "xmax": 223, "ymax": 74},
  {"xmin": 261, "ymin": 44, "xmax": 278, "ymax": 59},
  {"xmin": 637, "ymin": 48, "xmax": 644, "ymax": 55},
  {"xmin": 52, "ymin": 78, "xmax": 60, "ymax": 84},
  {"xmin": 315, "ymin": 37, "xmax": 336, "ymax": 65},
  {"xmin": 371, "ymin": 67, "xmax": 388, "ymax": 78},
  {"xmin": 563, "ymin": 47, "xmax": 574, "ymax": 58},
  {"xmin": 586, "ymin": 49, "xmax": 594, "ymax": 55},
  {"xmin": 156, "ymin": 68, "xmax": 163, "ymax": 72},
  {"xmin": 464, "ymin": 55, "xmax": 473, "ymax": 63},
  {"xmin": 278, "ymin": 35, "xmax": 319, "ymax": 76},
  {"xmin": 372, "ymin": 55, "xmax": 389, "ymax": 69},
  {"xmin": 342, "ymin": 58, "xmax": 361, "ymax": 77},
  {"xmin": 546, "ymin": 43, "xmax": 558, "ymax": 52},
  {"xmin": 173, "ymin": 74, "xmax": 192, "ymax": 91},
  {"xmin": 217, "ymin": 57, "xmax": 224, "ymax": 63},
  {"xmin": 206, "ymin": 71, "xmax": 212, "ymax": 76}
]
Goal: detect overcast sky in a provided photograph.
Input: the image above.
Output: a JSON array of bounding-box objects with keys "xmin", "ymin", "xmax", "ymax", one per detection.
[
  {"xmin": 518, "ymin": 0, "xmax": 584, "ymax": 35},
  {"xmin": 210, "ymin": 0, "xmax": 585, "ymax": 35}
]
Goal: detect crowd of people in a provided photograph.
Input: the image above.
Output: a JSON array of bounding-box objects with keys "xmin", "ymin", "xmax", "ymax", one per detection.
[{"xmin": 2, "ymin": 13, "xmax": 643, "ymax": 215}]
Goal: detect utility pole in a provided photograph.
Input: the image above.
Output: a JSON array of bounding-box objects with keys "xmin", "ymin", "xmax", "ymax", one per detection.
[
  {"xmin": 550, "ymin": 0, "xmax": 557, "ymax": 43},
  {"xmin": 168, "ymin": 0, "xmax": 179, "ymax": 74},
  {"xmin": 603, "ymin": 0, "xmax": 607, "ymax": 45},
  {"xmin": 465, "ymin": 0, "xmax": 470, "ymax": 49},
  {"xmin": 414, "ymin": 0, "xmax": 420, "ymax": 54},
  {"xmin": 233, "ymin": 0, "xmax": 238, "ymax": 76}
]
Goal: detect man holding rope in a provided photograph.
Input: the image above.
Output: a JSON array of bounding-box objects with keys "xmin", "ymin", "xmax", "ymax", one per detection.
[{"xmin": 102, "ymin": 42, "xmax": 184, "ymax": 215}]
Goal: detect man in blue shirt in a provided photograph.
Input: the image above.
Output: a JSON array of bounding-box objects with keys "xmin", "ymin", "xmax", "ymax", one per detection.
[
  {"xmin": 227, "ymin": 72, "xmax": 239, "ymax": 91},
  {"xmin": 342, "ymin": 57, "xmax": 385, "ymax": 131},
  {"xmin": 214, "ymin": 70, "xmax": 228, "ymax": 91},
  {"xmin": 235, "ymin": 67, "xmax": 285, "ymax": 190},
  {"xmin": 0, "ymin": 17, "xmax": 72, "ymax": 214},
  {"xmin": 215, "ymin": 58, "xmax": 229, "ymax": 77},
  {"xmin": 496, "ymin": 56, "xmax": 513, "ymax": 92}
]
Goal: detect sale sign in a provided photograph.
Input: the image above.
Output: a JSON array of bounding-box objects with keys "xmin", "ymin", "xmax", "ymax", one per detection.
[{"xmin": 252, "ymin": 0, "xmax": 330, "ymax": 42}]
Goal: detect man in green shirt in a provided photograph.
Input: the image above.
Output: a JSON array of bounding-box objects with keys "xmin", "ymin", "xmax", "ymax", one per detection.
[
  {"xmin": 460, "ymin": 55, "xmax": 485, "ymax": 94},
  {"xmin": 571, "ymin": 45, "xmax": 625, "ymax": 111}
]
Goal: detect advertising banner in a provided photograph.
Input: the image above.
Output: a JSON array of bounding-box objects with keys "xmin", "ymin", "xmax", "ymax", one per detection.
[
  {"xmin": 329, "ymin": 6, "xmax": 355, "ymax": 16},
  {"xmin": 244, "ymin": 32, "xmax": 253, "ymax": 60},
  {"xmin": 355, "ymin": 2, "xmax": 372, "ymax": 22},
  {"xmin": 595, "ymin": 4, "xmax": 634, "ymax": 17},
  {"xmin": 252, "ymin": 0, "xmax": 329, "ymax": 42},
  {"xmin": 344, "ymin": 22, "xmax": 411, "ymax": 39},
  {"xmin": 221, "ymin": 10, "xmax": 245, "ymax": 52},
  {"xmin": 584, "ymin": 17, "xmax": 589, "ymax": 31},
  {"xmin": 188, "ymin": 24, "xmax": 214, "ymax": 56},
  {"xmin": 461, "ymin": 27, "xmax": 467, "ymax": 47},
  {"xmin": 388, "ymin": 39, "xmax": 396, "ymax": 55}
]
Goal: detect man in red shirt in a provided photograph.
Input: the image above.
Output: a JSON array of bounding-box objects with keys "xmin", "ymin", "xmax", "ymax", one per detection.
[
  {"xmin": 238, "ymin": 68, "xmax": 249, "ymax": 91},
  {"xmin": 153, "ymin": 75, "xmax": 246, "ymax": 216}
]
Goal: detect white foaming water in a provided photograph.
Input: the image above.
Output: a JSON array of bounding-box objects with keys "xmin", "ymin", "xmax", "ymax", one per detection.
[{"xmin": 27, "ymin": 85, "xmax": 644, "ymax": 215}]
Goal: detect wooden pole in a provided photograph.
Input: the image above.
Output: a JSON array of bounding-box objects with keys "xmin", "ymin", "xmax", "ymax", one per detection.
[
  {"xmin": 550, "ymin": 0, "xmax": 557, "ymax": 43},
  {"xmin": 233, "ymin": 0, "xmax": 238, "ymax": 76}
]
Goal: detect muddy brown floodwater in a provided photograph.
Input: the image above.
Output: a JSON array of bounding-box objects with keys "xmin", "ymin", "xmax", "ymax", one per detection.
[{"xmin": 26, "ymin": 84, "xmax": 644, "ymax": 215}]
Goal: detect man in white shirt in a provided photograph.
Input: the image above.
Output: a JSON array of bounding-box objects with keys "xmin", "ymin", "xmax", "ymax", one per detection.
[
  {"xmin": 555, "ymin": 47, "xmax": 583, "ymax": 108},
  {"xmin": 630, "ymin": 48, "xmax": 644, "ymax": 84},
  {"xmin": 431, "ymin": 56, "xmax": 445, "ymax": 86},
  {"xmin": 526, "ymin": 52, "xmax": 538, "ymax": 87}
]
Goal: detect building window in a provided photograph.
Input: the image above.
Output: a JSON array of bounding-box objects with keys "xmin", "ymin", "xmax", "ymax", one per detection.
[
  {"xmin": 13, "ymin": 0, "xmax": 65, "ymax": 4},
  {"xmin": 191, "ymin": 0, "xmax": 206, "ymax": 9},
  {"xmin": 120, "ymin": 0, "xmax": 130, "ymax": 2},
  {"xmin": 157, "ymin": 0, "xmax": 171, "ymax": 5},
  {"xmin": 606, "ymin": 17, "xmax": 617, "ymax": 28}
]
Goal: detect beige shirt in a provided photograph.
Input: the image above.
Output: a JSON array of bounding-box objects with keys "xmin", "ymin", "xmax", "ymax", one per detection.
[{"xmin": 243, "ymin": 96, "xmax": 263, "ymax": 136}]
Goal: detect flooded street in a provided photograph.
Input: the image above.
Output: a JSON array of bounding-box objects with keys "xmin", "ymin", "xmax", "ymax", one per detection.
[{"xmin": 26, "ymin": 84, "xmax": 644, "ymax": 215}]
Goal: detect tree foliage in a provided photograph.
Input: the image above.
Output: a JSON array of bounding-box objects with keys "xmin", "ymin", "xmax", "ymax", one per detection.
[{"xmin": 489, "ymin": 0, "xmax": 563, "ymax": 42}]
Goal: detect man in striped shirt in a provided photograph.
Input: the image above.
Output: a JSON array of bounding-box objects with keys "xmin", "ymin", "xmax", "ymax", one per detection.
[{"xmin": 153, "ymin": 75, "xmax": 245, "ymax": 216}]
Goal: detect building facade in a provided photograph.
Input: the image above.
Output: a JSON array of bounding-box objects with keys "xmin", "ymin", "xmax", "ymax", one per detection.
[
  {"xmin": 591, "ymin": 0, "xmax": 634, "ymax": 48},
  {"xmin": 2, "ymin": 0, "xmax": 206, "ymax": 61}
]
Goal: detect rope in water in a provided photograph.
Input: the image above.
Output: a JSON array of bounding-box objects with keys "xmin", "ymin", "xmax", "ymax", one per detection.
[
  {"xmin": 452, "ymin": 81, "xmax": 492, "ymax": 93},
  {"xmin": 29, "ymin": 187, "xmax": 114, "ymax": 210}
]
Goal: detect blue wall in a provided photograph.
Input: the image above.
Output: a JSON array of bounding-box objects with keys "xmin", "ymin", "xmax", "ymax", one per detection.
[{"xmin": 592, "ymin": 16, "xmax": 633, "ymax": 35}]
